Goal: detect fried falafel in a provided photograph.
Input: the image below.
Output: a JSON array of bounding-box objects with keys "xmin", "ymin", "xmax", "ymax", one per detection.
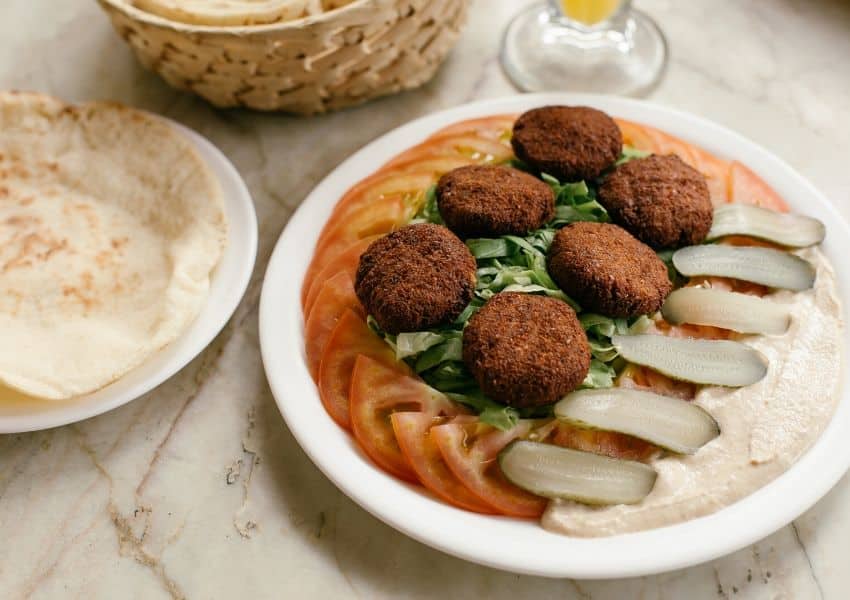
[
  {"xmin": 462, "ymin": 292, "xmax": 591, "ymax": 408},
  {"xmin": 547, "ymin": 222, "xmax": 672, "ymax": 318},
  {"xmin": 436, "ymin": 165, "xmax": 555, "ymax": 238},
  {"xmin": 598, "ymin": 154, "xmax": 713, "ymax": 249},
  {"xmin": 511, "ymin": 106, "xmax": 623, "ymax": 182},
  {"xmin": 355, "ymin": 223, "xmax": 477, "ymax": 334}
]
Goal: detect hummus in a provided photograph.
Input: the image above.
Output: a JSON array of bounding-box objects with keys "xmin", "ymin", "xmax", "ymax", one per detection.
[{"xmin": 543, "ymin": 247, "xmax": 844, "ymax": 537}]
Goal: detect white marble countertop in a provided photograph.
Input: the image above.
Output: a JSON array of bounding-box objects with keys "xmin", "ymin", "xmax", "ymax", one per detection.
[{"xmin": 2, "ymin": 0, "xmax": 850, "ymax": 597}]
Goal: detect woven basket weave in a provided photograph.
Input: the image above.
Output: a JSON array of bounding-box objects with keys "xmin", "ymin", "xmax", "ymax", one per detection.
[{"xmin": 97, "ymin": 0, "xmax": 469, "ymax": 114}]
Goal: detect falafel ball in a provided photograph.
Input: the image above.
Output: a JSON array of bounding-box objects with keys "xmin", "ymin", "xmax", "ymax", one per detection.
[
  {"xmin": 436, "ymin": 165, "xmax": 555, "ymax": 238},
  {"xmin": 511, "ymin": 106, "xmax": 622, "ymax": 182},
  {"xmin": 355, "ymin": 223, "xmax": 477, "ymax": 334},
  {"xmin": 547, "ymin": 222, "xmax": 672, "ymax": 318},
  {"xmin": 462, "ymin": 292, "xmax": 591, "ymax": 408},
  {"xmin": 598, "ymin": 154, "xmax": 713, "ymax": 249}
]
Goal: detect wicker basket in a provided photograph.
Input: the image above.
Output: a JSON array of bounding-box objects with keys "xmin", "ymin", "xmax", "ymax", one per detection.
[{"xmin": 97, "ymin": 0, "xmax": 469, "ymax": 114}]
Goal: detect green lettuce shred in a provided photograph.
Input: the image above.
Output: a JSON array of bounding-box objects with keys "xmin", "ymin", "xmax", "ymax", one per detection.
[
  {"xmin": 410, "ymin": 185, "xmax": 443, "ymax": 226},
  {"xmin": 616, "ymin": 145, "xmax": 651, "ymax": 166},
  {"xmin": 446, "ymin": 390, "xmax": 520, "ymax": 430}
]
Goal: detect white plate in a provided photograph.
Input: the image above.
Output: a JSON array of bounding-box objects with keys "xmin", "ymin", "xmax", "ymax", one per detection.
[
  {"xmin": 259, "ymin": 93, "xmax": 850, "ymax": 578},
  {"xmin": 0, "ymin": 120, "xmax": 257, "ymax": 434}
]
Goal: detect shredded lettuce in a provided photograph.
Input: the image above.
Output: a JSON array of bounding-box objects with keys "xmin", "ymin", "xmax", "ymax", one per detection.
[
  {"xmin": 414, "ymin": 335, "xmax": 463, "ymax": 372},
  {"xmin": 581, "ymin": 313, "xmax": 652, "ymax": 361},
  {"xmin": 410, "ymin": 185, "xmax": 442, "ymax": 226},
  {"xmin": 394, "ymin": 331, "xmax": 445, "ymax": 360},
  {"xmin": 541, "ymin": 174, "xmax": 610, "ymax": 226},
  {"xmin": 582, "ymin": 359, "xmax": 617, "ymax": 388},
  {"xmin": 616, "ymin": 145, "xmax": 651, "ymax": 166},
  {"xmin": 466, "ymin": 237, "xmax": 510, "ymax": 259},
  {"xmin": 446, "ymin": 390, "xmax": 520, "ymax": 430}
]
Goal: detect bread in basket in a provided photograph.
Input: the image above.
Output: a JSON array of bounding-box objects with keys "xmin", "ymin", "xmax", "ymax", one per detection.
[{"xmin": 97, "ymin": 0, "xmax": 470, "ymax": 114}]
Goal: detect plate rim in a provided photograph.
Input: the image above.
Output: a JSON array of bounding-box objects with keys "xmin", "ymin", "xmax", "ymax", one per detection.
[
  {"xmin": 0, "ymin": 118, "xmax": 258, "ymax": 433},
  {"xmin": 259, "ymin": 92, "xmax": 850, "ymax": 579}
]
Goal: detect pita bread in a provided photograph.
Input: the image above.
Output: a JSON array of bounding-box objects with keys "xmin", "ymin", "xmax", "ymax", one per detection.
[
  {"xmin": 130, "ymin": 0, "xmax": 316, "ymax": 26},
  {"xmin": 0, "ymin": 92, "xmax": 227, "ymax": 400}
]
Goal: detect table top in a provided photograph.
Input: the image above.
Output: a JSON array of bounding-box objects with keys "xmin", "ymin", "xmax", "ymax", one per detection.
[{"xmin": 2, "ymin": 0, "xmax": 849, "ymax": 598}]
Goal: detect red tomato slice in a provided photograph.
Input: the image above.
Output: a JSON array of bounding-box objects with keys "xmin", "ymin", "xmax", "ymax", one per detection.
[
  {"xmin": 378, "ymin": 155, "xmax": 476, "ymax": 177},
  {"xmin": 683, "ymin": 274, "xmax": 769, "ymax": 298},
  {"xmin": 317, "ymin": 309, "xmax": 401, "ymax": 429},
  {"xmin": 544, "ymin": 421, "xmax": 658, "ymax": 462},
  {"xmin": 615, "ymin": 118, "xmax": 659, "ymax": 153},
  {"xmin": 304, "ymin": 273, "xmax": 363, "ymax": 381},
  {"xmin": 319, "ymin": 171, "xmax": 436, "ymax": 240},
  {"xmin": 303, "ymin": 194, "xmax": 414, "ymax": 294},
  {"xmin": 316, "ymin": 188, "xmax": 420, "ymax": 252},
  {"xmin": 350, "ymin": 355, "xmax": 453, "ymax": 482},
  {"xmin": 617, "ymin": 364, "xmax": 697, "ymax": 401},
  {"xmin": 384, "ymin": 134, "xmax": 513, "ymax": 169},
  {"xmin": 391, "ymin": 412, "xmax": 498, "ymax": 514},
  {"xmin": 430, "ymin": 114, "xmax": 518, "ymax": 141},
  {"xmin": 648, "ymin": 309, "xmax": 735, "ymax": 340},
  {"xmin": 691, "ymin": 147, "xmax": 731, "ymax": 206},
  {"xmin": 644, "ymin": 128, "xmax": 698, "ymax": 165},
  {"xmin": 618, "ymin": 119, "xmax": 698, "ymax": 166},
  {"xmin": 650, "ymin": 320, "xmax": 733, "ymax": 341},
  {"xmin": 303, "ymin": 235, "xmax": 379, "ymax": 319},
  {"xmin": 432, "ymin": 420, "xmax": 546, "ymax": 518},
  {"xmin": 728, "ymin": 161, "xmax": 789, "ymax": 212}
]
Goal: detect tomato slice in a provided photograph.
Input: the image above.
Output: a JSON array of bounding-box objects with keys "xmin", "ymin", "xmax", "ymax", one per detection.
[
  {"xmin": 728, "ymin": 161, "xmax": 789, "ymax": 212},
  {"xmin": 617, "ymin": 364, "xmax": 697, "ymax": 401},
  {"xmin": 615, "ymin": 118, "xmax": 659, "ymax": 153},
  {"xmin": 384, "ymin": 133, "xmax": 513, "ymax": 169},
  {"xmin": 319, "ymin": 171, "xmax": 436, "ymax": 240},
  {"xmin": 644, "ymin": 127, "xmax": 699, "ymax": 165},
  {"xmin": 317, "ymin": 309, "xmax": 401, "ymax": 429},
  {"xmin": 303, "ymin": 194, "xmax": 414, "ymax": 293},
  {"xmin": 391, "ymin": 412, "xmax": 497, "ymax": 514},
  {"xmin": 617, "ymin": 119, "xmax": 697, "ymax": 164},
  {"xmin": 544, "ymin": 420, "xmax": 658, "ymax": 462},
  {"xmin": 691, "ymin": 147, "xmax": 731, "ymax": 206},
  {"xmin": 377, "ymin": 155, "xmax": 476, "ymax": 178},
  {"xmin": 649, "ymin": 303, "xmax": 736, "ymax": 340},
  {"xmin": 350, "ymin": 355, "xmax": 453, "ymax": 482},
  {"xmin": 430, "ymin": 114, "xmax": 518, "ymax": 141},
  {"xmin": 316, "ymin": 193, "xmax": 416, "ymax": 253},
  {"xmin": 304, "ymin": 273, "xmax": 363, "ymax": 381},
  {"xmin": 432, "ymin": 420, "xmax": 546, "ymax": 518},
  {"xmin": 303, "ymin": 235, "xmax": 379, "ymax": 319}
]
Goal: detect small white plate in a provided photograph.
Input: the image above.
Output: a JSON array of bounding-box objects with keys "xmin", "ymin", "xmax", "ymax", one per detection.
[
  {"xmin": 259, "ymin": 94, "xmax": 850, "ymax": 578},
  {"xmin": 0, "ymin": 120, "xmax": 257, "ymax": 434}
]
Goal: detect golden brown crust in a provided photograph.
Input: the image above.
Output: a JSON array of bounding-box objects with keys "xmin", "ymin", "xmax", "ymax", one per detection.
[
  {"xmin": 598, "ymin": 154, "xmax": 713, "ymax": 249},
  {"xmin": 355, "ymin": 223, "xmax": 476, "ymax": 334},
  {"xmin": 511, "ymin": 106, "xmax": 622, "ymax": 182},
  {"xmin": 462, "ymin": 292, "xmax": 591, "ymax": 408},
  {"xmin": 547, "ymin": 222, "xmax": 672, "ymax": 318},
  {"xmin": 436, "ymin": 165, "xmax": 555, "ymax": 238}
]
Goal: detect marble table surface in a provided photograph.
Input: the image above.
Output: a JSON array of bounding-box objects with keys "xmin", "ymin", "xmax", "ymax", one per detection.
[{"xmin": 2, "ymin": 0, "xmax": 850, "ymax": 597}]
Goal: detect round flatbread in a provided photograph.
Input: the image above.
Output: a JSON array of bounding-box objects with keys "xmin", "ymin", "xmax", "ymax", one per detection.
[
  {"xmin": 130, "ymin": 0, "xmax": 318, "ymax": 26},
  {"xmin": 0, "ymin": 92, "xmax": 227, "ymax": 400}
]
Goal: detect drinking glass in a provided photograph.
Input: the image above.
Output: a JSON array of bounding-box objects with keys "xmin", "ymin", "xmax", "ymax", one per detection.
[{"xmin": 500, "ymin": 0, "xmax": 668, "ymax": 96}]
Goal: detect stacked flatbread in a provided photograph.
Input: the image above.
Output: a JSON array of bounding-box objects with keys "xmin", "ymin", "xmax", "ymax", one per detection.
[
  {"xmin": 131, "ymin": 0, "xmax": 357, "ymax": 26},
  {"xmin": 0, "ymin": 92, "xmax": 227, "ymax": 400}
]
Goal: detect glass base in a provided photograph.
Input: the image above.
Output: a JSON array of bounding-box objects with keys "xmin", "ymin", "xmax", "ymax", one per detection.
[{"xmin": 500, "ymin": 2, "xmax": 668, "ymax": 97}]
